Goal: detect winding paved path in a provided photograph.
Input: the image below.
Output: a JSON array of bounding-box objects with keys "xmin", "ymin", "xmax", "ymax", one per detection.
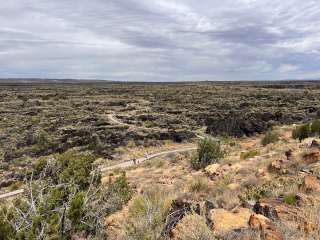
[
  {"xmin": 0, "ymin": 189, "xmax": 24, "ymax": 200},
  {"xmin": 101, "ymin": 147, "xmax": 196, "ymax": 172}
]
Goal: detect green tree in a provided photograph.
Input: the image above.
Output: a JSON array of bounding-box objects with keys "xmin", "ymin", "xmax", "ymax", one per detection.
[
  {"xmin": 292, "ymin": 124, "xmax": 310, "ymax": 142},
  {"xmin": 311, "ymin": 119, "xmax": 320, "ymax": 136},
  {"xmin": 191, "ymin": 138, "xmax": 225, "ymax": 170}
]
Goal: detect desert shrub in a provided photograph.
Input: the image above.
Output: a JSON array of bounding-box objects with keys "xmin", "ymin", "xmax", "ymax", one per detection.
[
  {"xmin": 105, "ymin": 172, "xmax": 132, "ymax": 213},
  {"xmin": 33, "ymin": 150, "xmax": 99, "ymax": 189},
  {"xmin": 191, "ymin": 138, "xmax": 225, "ymax": 170},
  {"xmin": 292, "ymin": 123, "xmax": 310, "ymax": 141},
  {"xmin": 293, "ymin": 119, "xmax": 320, "ymax": 141},
  {"xmin": 68, "ymin": 192, "xmax": 85, "ymax": 228},
  {"xmin": 34, "ymin": 130, "xmax": 53, "ymax": 151},
  {"xmin": 240, "ymin": 149, "xmax": 259, "ymax": 160},
  {"xmin": 174, "ymin": 214, "xmax": 215, "ymax": 240},
  {"xmin": 32, "ymin": 156, "xmax": 48, "ymax": 175},
  {"xmin": 124, "ymin": 188, "xmax": 172, "ymax": 240},
  {"xmin": 0, "ymin": 150, "xmax": 131, "ymax": 239},
  {"xmin": 58, "ymin": 151, "xmax": 97, "ymax": 189},
  {"xmin": 261, "ymin": 131, "xmax": 279, "ymax": 146},
  {"xmin": 0, "ymin": 208, "xmax": 15, "ymax": 240},
  {"xmin": 310, "ymin": 119, "xmax": 320, "ymax": 136},
  {"xmin": 189, "ymin": 177, "xmax": 209, "ymax": 193}
]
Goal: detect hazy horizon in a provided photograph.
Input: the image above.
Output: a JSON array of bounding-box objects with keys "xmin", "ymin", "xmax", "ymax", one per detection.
[{"xmin": 1, "ymin": 1, "xmax": 320, "ymax": 81}]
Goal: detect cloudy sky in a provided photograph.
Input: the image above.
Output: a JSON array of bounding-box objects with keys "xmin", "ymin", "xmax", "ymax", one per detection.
[{"xmin": 1, "ymin": 0, "xmax": 320, "ymax": 81}]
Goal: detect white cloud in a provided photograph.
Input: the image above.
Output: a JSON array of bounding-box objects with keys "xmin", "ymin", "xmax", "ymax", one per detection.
[
  {"xmin": 278, "ymin": 64, "xmax": 300, "ymax": 73},
  {"xmin": 0, "ymin": 0, "xmax": 319, "ymax": 81}
]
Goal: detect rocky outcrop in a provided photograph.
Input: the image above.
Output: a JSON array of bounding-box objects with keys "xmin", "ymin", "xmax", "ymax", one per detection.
[
  {"xmin": 253, "ymin": 197, "xmax": 317, "ymax": 235},
  {"xmin": 301, "ymin": 175, "xmax": 320, "ymax": 192},
  {"xmin": 249, "ymin": 214, "xmax": 284, "ymax": 240},
  {"xmin": 302, "ymin": 149, "xmax": 320, "ymax": 164},
  {"xmin": 161, "ymin": 197, "xmax": 200, "ymax": 237}
]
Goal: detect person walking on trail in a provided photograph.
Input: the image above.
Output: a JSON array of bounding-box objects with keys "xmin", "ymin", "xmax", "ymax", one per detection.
[{"xmin": 133, "ymin": 159, "xmax": 137, "ymax": 165}]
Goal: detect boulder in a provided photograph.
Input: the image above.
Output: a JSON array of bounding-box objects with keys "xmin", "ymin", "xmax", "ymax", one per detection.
[
  {"xmin": 301, "ymin": 175, "xmax": 320, "ymax": 192},
  {"xmin": 253, "ymin": 197, "xmax": 316, "ymax": 234},
  {"xmin": 249, "ymin": 214, "xmax": 284, "ymax": 240}
]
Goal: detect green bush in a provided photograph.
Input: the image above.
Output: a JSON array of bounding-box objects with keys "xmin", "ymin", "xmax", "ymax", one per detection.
[
  {"xmin": 311, "ymin": 119, "xmax": 320, "ymax": 136},
  {"xmin": 106, "ymin": 172, "xmax": 132, "ymax": 212},
  {"xmin": 33, "ymin": 130, "xmax": 53, "ymax": 151},
  {"xmin": 33, "ymin": 150, "xmax": 100, "ymax": 189},
  {"xmin": 292, "ymin": 124, "xmax": 310, "ymax": 141},
  {"xmin": 58, "ymin": 151, "xmax": 97, "ymax": 189},
  {"xmin": 68, "ymin": 192, "xmax": 85, "ymax": 228},
  {"xmin": 0, "ymin": 209, "xmax": 15, "ymax": 240},
  {"xmin": 1, "ymin": 149, "xmax": 113, "ymax": 239},
  {"xmin": 191, "ymin": 138, "xmax": 225, "ymax": 170},
  {"xmin": 261, "ymin": 131, "xmax": 279, "ymax": 146}
]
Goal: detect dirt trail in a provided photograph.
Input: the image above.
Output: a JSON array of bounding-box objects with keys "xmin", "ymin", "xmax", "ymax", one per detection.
[
  {"xmin": 100, "ymin": 147, "xmax": 196, "ymax": 172},
  {"xmin": 108, "ymin": 113, "xmax": 205, "ymax": 139},
  {"xmin": 0, "ymin": 189, "xmax": 24, "ymax": 200},
  {"xmin": 108, "ymin": 114, "xmax": 129, "ymax": 126}
]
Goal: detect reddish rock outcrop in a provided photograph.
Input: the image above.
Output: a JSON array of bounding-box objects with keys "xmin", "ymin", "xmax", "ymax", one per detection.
[
  {"xmin": 301, "ymin": 175, "xmax": 320, "ymax": 192},
  {"xmin": 249, "ymin": 214, "xmax": 284, "ymax": 240}
]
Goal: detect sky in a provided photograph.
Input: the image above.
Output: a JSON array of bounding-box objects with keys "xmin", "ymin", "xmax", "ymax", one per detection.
[{"xmin": 1, "ymin": 0, "xmax": 320, "ymax": 81}]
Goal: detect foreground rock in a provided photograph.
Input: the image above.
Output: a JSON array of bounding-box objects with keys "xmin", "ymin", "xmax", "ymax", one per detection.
[
  {"xmin": 302, "ymin": 175, "xmax": 320, "ymax": 192},
  {"xmin": 253, "ymin": 197, "xmax": 317, "ymax": 235},
  {"xmin": 249, "ymin": 214, "xmax": 284, "ymax": 240},
  {"xmin": 302, "ymin": 149, "xmax": 320, "ymax": 164}
]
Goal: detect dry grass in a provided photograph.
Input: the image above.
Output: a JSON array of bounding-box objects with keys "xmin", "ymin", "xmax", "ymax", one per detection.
[
  {"xmin": 122, "ymin": 187, "xmax": 175, "ymax": 240},
  {"xmin": 173, "ymin": 214, "xmax": 216, "ymax": 240},
  {"xmin": 188, "ymin": 177, "xmax": 210, "ymax": 193}
]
